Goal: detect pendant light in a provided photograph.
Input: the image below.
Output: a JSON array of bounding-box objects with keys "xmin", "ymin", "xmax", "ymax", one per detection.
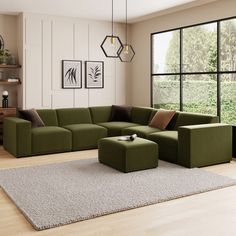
[
  {"xmin": 101, "ymin": 0, "xmax": 122, "ymax": 58},
  {"xmin": 118, "ymin": 0, "xmax": 135, "ymax": 62}
]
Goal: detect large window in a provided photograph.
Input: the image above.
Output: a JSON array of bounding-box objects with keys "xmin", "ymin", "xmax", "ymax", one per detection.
[{"xmin": 151, "ymin": 17, "xmax": 236, "ymax": 125}]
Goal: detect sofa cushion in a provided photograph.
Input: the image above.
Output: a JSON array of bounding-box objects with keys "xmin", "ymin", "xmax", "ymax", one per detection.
[
  {"xmin": 64, "ymin": 124, "xmax": 107, "ymax": 151},
  {"xmin": 149, "ymin": 109, "xmax": 176, "ymax": 130},
  {"xmin": 110, "ymin": 105, "xmax": 132, "ymax": 122},
  {"xmin": 99, "ymin": 137, "xmax": 158, "ymax": 173},
  {"xmin": 31, "ymin": 126, "xmax": 72, "ymax": 155},
  {"xmin": 56, "ymin": 108, "xmax": 92, "ymax": 126},
  {"xmin": 37, "ymin": 109, "xmax": 58, "ymax": 126},
  {"xmin": 174, "ymin": 112, "xmax": 219, "ymax": 129},
  {"xmin": 89, "ymin": 106, "xmax": 111, "ymax": 123},
  {"xmin": 122, "ymin": 125, "xmax": 162, "ymax": 138},
  {"xmin": 98, "ymin": 122, "xmax": 138, "ymax": 136},
  {"xmin": 19, "ymin": 109, "xmax": 45, "ymax": 128},
  {"xmin": 131, "ymin": 107, "xmax": 154, "ymax": 125},
  {"xmin": 148, "ymin": 131, "xmax": 178, "ymax": 163}
]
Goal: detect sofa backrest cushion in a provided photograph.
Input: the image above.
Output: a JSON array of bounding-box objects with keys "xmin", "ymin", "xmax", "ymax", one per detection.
[
  {"xmin": 37, "ymin": 109, "xmax": 58, "ymax": 126},
  {"xmin": 89, "ymin": 106, "xmax": 111, "ymax": 123},
  {"xmin": 131, "ymin": 107, "xmax": 154, "ymax": 125},
  {"xmin": 174, "ymin": 112, "xmax": 219, "ymax": 129},
  {"xmin": 56, "ymin": 108, "xmax": 92, "ymax": 126}
]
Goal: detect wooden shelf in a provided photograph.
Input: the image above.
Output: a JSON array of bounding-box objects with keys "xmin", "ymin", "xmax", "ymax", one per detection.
[
  {"xmin": 0, "ymin": 64, "xmax": 21, "ymax": 69},
  {"xmin": 0, "ymin": 80, "xmax": 21, "ymax": 85}
]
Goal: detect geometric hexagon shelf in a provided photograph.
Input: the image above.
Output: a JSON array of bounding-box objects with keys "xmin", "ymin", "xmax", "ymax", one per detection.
[
  {"xmin": 118, "ymin": 44, "xmax": 135, "ymax": 62},
  {"xmin": 101, "ymin": 35, "xmax": 123, "ymax": 58}
]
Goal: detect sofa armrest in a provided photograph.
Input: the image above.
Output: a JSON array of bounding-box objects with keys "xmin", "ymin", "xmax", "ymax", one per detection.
[
  {"xmin": 178, "ymin": 123, "xmax": 232, "ymax": 168},
  {"xmin": 3, "ymin": 117, "xmax": 32, "ymax": 157}
]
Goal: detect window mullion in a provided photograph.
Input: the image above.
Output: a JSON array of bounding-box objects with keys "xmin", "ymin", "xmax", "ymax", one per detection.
[
  {"xmin": 217, "ymin": 21, "xmax": 221, "ymax": 121},
  {"xmin": 180, "ymin": 29, "xmax": 183, "ymax": 111}
]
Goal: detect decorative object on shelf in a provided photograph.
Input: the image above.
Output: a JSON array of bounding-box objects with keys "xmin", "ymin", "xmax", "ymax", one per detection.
[
  {"xmin": 2, "ymin": 90, "xmax": 8, "ymax": 108},
  {"xmin": 118, "ymin": 0, "xmax": 135, "ymax": 62},
  {"xmin": 0, "ymin": 35, "xmax": 4, "ymax": 50},
  {"xmin": 100, "ymin": 0, "xmax": 122, "ymax": 58},
  {"xmin": 85, "ymin": 61, "xmax": 104, "ymax": 88},
  {"xmin": 62, "ymin": 60, "xmax": 82, "ymax": 89},
  {"xmin": 0, "ymin": 49, "xmax": 11, "ymax": 65},
  {"xmin": 10, "ymin": 55, "xmax": 17, "ymax": 65}
]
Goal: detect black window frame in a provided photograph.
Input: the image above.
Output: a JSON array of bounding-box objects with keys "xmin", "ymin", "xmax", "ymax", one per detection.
[{"xmin": 150, "ymin": 16, "xmax": 236, "ymax": 122}]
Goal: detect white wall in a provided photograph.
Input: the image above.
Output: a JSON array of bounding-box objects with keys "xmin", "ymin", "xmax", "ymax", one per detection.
[
  {"xmin": 129, "ymin": 0, "xmax": 236, "ymax": 106},
  {"xmin": 20, "ymin": 13, "xmax": 128, "ymax": 109}
]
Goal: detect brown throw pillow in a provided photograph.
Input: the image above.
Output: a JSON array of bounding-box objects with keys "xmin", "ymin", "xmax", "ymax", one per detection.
[
  {"xmin": 110, "ymin": 105, "xmax": 132, "ymax": 122},
  {"xmin": 19, "ymin": 109, "xmax": 45, "ymax": 128},
  {"xmin": 149, "ymin": 109, "xmax": 176, "ymax": 130}
]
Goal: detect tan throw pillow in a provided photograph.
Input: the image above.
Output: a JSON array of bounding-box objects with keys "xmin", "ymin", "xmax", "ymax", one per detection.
[{"xmin": 149, "ymin": 109, "xmax": 176, "ymax": 130}]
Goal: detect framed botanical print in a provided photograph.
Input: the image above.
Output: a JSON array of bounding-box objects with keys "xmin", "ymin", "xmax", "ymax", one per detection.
[
  {"xmin": 62, "ymin": 60, "xmax": 82, "ymax": 89},
  {"xmin": 85, "ymin": 61, "xmax": 104, "ymax": 88}
]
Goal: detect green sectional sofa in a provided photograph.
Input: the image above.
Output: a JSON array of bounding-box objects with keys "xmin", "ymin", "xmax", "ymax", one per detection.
[{"xmin": 3, "ymin": 106, "xmax": 232, "ymax": 168}]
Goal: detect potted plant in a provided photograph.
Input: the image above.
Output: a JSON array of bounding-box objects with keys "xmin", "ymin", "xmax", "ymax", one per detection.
[{"xmin": 0, "ymin": 49, "xmax": 11, "ymax": 64}]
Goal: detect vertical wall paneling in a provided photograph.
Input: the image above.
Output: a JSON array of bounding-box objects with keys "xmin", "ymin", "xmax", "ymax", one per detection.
[
  {"xmin": 88, "ymin": 22, "xmax": 116, "ymax": 106},
  {"xmin": 52, "ymin": 18, "xmax": 74, "ymax": 91},
  {"xmin": 74, "ymin": 21, "xmax": 89, "ymax": 107},
  {"xmin": 25, "ymin": 16, "xmax": 42, "ymax": 108},
  {"xmin": 21, "ymin": 13, "xmax": 127, "ymax": 109},
  {"xmin": 42, "ymin": 19, "xmax": 52, "ymax": 108}
]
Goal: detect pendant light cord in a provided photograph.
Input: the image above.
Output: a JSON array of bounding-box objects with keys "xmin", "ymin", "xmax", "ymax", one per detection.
[
  {"xmin": 125, "ymin": 0, "xmax": 128, "ymax": 45},
  {"xmin": 112, "ymin": 0, "xmax": 114, "ymax": 36}
]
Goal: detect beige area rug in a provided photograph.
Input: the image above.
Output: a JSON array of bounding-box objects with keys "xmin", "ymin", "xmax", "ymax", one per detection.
[{"xmin": 0, "ymin": 158, "xmax": 235, "ymax": 230}]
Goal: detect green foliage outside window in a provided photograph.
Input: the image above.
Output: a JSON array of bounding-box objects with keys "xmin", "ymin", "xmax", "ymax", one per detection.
[{"xmin": 152, "ymin": 18, "xmax": 236, "ymax": 125}]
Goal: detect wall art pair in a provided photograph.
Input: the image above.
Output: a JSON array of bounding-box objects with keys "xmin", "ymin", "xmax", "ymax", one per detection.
[{"xmin": 62, "ymin": 60, "xmax": 104, "ymax": 89}]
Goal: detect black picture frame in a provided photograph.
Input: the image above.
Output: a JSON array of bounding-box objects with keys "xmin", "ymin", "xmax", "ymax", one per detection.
[
  {"xmin": 62, "ymin": 60, "xmax": 82, "ymax": 89},
  {"xmin": 85, "ymin": 61, "xmax": 104, "ymax": 89},
  {"xmin": 0, "ymin": 35, "xmax": 4, "ymax": 50}
]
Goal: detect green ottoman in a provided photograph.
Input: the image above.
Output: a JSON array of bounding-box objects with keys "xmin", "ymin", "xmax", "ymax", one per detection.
[{"xmin": 98, "ymin": 137, "xmax": 158, "ymax": 173}]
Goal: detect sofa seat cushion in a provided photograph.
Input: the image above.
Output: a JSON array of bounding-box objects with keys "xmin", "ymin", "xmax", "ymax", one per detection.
[
  {"xmin": 98, "ymin": 122, "xmax": 138, "ymax": 136},
  {"xmin": 148, "ymin": 131, "xmax": 178, "ymax": 163},
  {"xmin": 31, "ymin": 126, "xmax": 72, "ymax": 155},
  {"xmin": 122, "ymin": 125, "xmax": 162, "ymax": 138},
  {"xmin": 64, "ymin": 124, "xmax": 107, "ymax": 151}
]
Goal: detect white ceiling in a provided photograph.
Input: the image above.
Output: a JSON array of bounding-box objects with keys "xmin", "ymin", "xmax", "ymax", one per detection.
[{"xmin": 0, "ymin": 0, "xmax": 218, "ymax": 23}]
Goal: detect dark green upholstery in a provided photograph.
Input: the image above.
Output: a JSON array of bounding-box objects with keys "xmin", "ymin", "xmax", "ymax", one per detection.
[
  {"xmin": 89, "ymin": 106, "xmax": 112, "ymax": 123},
  {"xmin": 122, "ymin": 125, "xmax": 162, "ymax": 138},
  {"xmin": 3, "ymin": 105, "xmax": 231, "ymax": 168},
  {"xmin": 131, "ymin": 107, "xmax": 154, "ymax": 125},
  {"xmin": 56, "ymin": 108, "xmax": 92, "ymax": 126},
  {"xmin": 3, "ymin": 117, "xmax": 31, "ymax": 157},
  {"xmin": 64, "ymin": 124, "xmax": 107, "ymax": 151},
  {"xmin": 174, "ymin": 112, "xmax": 219, "ymax": 130},
  {"xmin": 178, "ymin": 123, "xmax": 232, "ymax": 167},
  {"xmin": 31, "ymin": 126, "xmax": 72, "ymax": 155},
  {"xmin": 99, "ymin": 137, "xmax": 158, "ymax": 173},
  {"xmin": 148, "ymin": 131, "xmax": 178, "ymax": 163},
  {"xmin": 37, "ymin": 109, "xmax": 58, "ymax": 126},
  {"xmin": 98, "ymin": 122, "xmax": 138, "ymax": 136}
]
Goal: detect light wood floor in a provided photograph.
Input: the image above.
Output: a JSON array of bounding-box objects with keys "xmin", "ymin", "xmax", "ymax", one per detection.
[{"xmin": 0, "ymin": 146, "xmax": 236, "ymax": 236}]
